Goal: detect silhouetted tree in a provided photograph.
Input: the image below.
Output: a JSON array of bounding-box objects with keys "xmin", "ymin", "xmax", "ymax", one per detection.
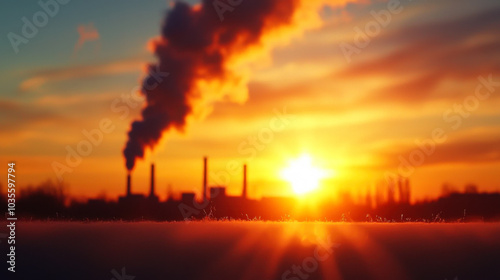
[
  {"xmin": 464, "ymin": 184, "xmax": 479, "ymax": 194},
  {"xmin": 18, "ymin": 179, "xmax": 68, "ymax": 219},
  {"xmin": 441, "ymin": 183, "xmax": 458, "ymax": 197}
]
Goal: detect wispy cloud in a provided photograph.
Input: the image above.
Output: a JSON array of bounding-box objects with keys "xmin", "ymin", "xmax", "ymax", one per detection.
[
  {"xmin": 377, "ymin": 127, "xmax": 500, "ymax": 168},
  {"xmin": 337, "ymin": 7, "xmax": 500, "ymax": 104},
  {"xmin": 19, "ymin": 58, "xmax": 145, "ymax": 91},
  {"xmin": 0, "ymin": 100, "xmax": 58, "ymax": 132}
]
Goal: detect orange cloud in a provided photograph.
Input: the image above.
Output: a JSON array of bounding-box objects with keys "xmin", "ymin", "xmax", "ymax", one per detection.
[
  {"xmin": 19, "ymin": 58, "xmax": 144, "ymax": 91},
  {"xmin": 337, "ymin": 7, "xmax": 500, "ymax": 104}
]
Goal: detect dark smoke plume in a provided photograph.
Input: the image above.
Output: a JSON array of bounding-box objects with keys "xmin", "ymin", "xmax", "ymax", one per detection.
[{"xmin": 123, "ymin": 0, "xmax": 348, "ymax": 170}]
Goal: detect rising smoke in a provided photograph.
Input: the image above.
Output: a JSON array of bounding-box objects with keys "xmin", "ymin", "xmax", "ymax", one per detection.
[{"xmin": 123, "ymin": 0, "xmax": 351, "ymax": 170}]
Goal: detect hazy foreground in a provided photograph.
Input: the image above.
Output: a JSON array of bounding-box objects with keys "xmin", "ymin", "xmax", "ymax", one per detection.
[{"xmin": 6, "ymin": 222, "xmax": 500, "ymax": 279}]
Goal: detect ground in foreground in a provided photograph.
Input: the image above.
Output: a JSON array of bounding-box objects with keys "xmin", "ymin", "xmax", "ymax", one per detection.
[{"xmin": 7, "ymin": 222, "xmax": 500, "ymax": 280}]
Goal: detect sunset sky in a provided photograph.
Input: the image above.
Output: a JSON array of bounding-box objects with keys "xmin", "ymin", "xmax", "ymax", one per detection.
[{"xmin": 1, "ymin": 0, "xmax": 499, "ymax": 202}]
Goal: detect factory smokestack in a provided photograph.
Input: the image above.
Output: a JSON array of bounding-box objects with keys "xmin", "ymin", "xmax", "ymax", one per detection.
[
  {"xmin": 150, "ymin": 163, "xmax": 155, "ymax": 197},
  {"xmin": 242, "ymin": 164, "xmax": 247, "ymax": 199},
  {"xmin": 203, "ymin": 157, "xmax": 207, "ymax": 201},
  {"xmin": 126, "ymin": 173, "xmax": 131, "ymax": 197}
]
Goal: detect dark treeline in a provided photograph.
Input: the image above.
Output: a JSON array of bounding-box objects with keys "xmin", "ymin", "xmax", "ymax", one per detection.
[{"xmin": 2, "ymin": 180, "xmax": 500, "ymax": 222}]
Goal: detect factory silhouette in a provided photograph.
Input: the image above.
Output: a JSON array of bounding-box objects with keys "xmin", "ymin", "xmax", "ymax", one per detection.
[
  {"xmin": 4, "ymin": 156, "xmax": 500, "ymax": 221},
  {"xmin": 115, "ymin": 157, "xmax": 282, "ymax": 220}
]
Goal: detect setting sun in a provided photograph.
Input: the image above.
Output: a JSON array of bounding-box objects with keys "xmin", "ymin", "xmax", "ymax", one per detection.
[{"xmin": 280, "ymin": 154, "xmax": 329, "ymax": 195}]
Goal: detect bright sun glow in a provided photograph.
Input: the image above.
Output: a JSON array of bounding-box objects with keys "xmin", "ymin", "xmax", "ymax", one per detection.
[{"xmin": 280, "ymin": 154, "xmax": 328, "ymax": 195}]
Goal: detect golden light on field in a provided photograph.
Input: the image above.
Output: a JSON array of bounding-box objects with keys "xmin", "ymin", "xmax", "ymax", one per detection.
[{"xmin": 280, "ymin": 154, "xmax": 329, "ymax": 195}]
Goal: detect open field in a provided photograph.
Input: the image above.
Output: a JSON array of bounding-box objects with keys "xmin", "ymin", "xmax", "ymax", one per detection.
[{"xmin": 3, "ymin": 222, "xmax": 500, "ymax": 279}]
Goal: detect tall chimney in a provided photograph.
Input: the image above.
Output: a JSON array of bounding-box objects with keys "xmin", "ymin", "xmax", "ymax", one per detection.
[
  {"xmin": 203, "ymin": 157, "xmax": 207, "ymax": 201},
  {"xmin": 242, "ymin": 164, "xmax": 247, "ymax": 199},
  {"xmin": 150, "ymin": 163, "xmax": 155, "ymax": 197},
  {"xmin": 405, "ymin": 178, "xmax": 411, "ymax": 204},
  {"xmin": 127, "ymin": 173, "xmax": 131, "ymax": 197},
  {"xmin": 397, "ymin": 177, "xmax": 403, "ymax": 204}
]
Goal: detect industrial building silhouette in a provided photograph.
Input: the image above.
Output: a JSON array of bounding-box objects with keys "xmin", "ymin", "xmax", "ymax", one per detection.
[
  {"xmin": 116, "ymin": 157, "xmax": 264, "ymax": 220},
  {"xmin": 4, "ymin": 156, "xmax": 500, "ymax": 221}
]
